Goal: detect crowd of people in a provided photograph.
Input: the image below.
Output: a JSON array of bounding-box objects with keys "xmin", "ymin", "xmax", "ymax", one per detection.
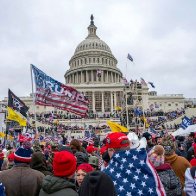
[{"xmin": 0, "ymin": 128, "xmax": 196, "ymax": 196}]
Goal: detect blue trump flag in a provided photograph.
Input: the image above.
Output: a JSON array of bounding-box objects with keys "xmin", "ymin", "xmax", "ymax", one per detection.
[
  {"xmin": 181, "ymin": 116, "xmax": 192, "ymax": 129},
  {"xmin": 148, "ymin": 82, "xmax": 155, "ymax": 88},
  {"xmin": 127, "ymin": 53, "xmax": 133, "ymax": 62},
  {"xmin": 103, "ymin": 148, "xmax": 166, "ymax": 196}
]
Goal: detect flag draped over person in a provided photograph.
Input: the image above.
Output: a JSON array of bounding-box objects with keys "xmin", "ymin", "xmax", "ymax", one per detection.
[
  {"xmin": 7, "ymin": 107, "xmax": 27, "ymax": 127},
  {"xmin": 103, "ymin": 148, "xmax": 166, "ymax": 196},
  {"xmin": 8, "ymin": 89, "xmax": 29, "ymax": 117},
  {"xmin": 31, "ymin": 64, "xmax": 89, "ymax": 117},
  {"xmin": 107, "ymin": 120, "xmax": 128, "ymax": 133}
]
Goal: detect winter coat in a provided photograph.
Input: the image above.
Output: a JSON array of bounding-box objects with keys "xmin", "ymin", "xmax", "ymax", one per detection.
[
  {"xmin": 0, "ymin": 163, "xmax": 44, "ymax": 196},
  {"xmin": 39, "ymin": 175, "xmax": 78, "ymax": 196},
  {"xmin": 184, "ymin": 166, "xmax": 196, "ymax": 196},
  {"xmin": 155, "ymin": 163, "xmax": 182, "ymax": 196},
  {"xmin": 165, "ymin": 153, "xmax": 191, "ymax": 189},
  {"xmin": 30, "ymin": 152, "xmax": 52, "ymax": 176}
]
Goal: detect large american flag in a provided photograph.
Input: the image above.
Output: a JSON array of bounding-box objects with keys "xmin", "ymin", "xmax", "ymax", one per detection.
[
  {"xmin": 31, "ymin": 64, "xmax": 89, "ymax": 117},
  {"xmin": 103, "ymin": 148, "xmax": 166, "ymax": 196}
]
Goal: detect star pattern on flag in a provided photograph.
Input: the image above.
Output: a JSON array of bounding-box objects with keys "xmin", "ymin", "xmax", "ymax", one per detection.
[{"xmin": 103, "ymin": 148, "xmax": 165, "ymax": 196}]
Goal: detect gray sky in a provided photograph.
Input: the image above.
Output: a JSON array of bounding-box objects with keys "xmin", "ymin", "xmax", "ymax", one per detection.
[{"xmin": 0, "ymin": 0, "xmax": 196, "ymax": 100}]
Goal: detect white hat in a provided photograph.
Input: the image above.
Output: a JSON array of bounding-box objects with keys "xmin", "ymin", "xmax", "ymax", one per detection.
[{"xmin": 127, "ymin": 132, "xmax": 147, "ymax": 149}]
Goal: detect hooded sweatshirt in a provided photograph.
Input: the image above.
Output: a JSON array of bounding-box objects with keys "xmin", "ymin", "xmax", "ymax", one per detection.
[
  {"xmin": 39, "ymin": 175, "xmax": 78, "ymax": 196},
  {"xmin": 165, "ymin": 153, "xmax": 191, "ymax": 188}
]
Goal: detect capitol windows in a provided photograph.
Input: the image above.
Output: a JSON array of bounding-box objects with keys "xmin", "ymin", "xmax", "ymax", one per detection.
[
  {"xmin": 88, "ymin": 71, "xmax": 91, "ymax": 82},
  {"xmin": 89, "ymin": 58, "xmax": 91, "ymax": 63},
  {"xmin": 93, "ymin": 58, "xmax": 95, "ymax": 63},
  {"xmin": 102, "ymin": 58, "xmax": 104, "ymax": 64},
  {"xmin": 80, "ymin": 59, "xmax": 83, "ymax": 65},
  {"xmin": 95, "ymin": 92, "xmax": 102, "ymax": 112},
  {"xmin": 168, "ymin": 103, "xmax": 171, "ymax": 106},
  {"xmin": 85, "ymin": 58, "xmax": 87, "ymax": 64},
  {"xmin": 93, "ymin": 70, "xmax": 96, "ymax": 81},
  {"xmin": 84, "ymin": 72, "xmax": 86, "ymax": 83},
  {"xmin": 85, "ymin": 92, "xmax": 92, "ymax": 110},
  {"xmin": 175, "ymin": 103, "xmax": 178, "ymax": 106},
  {"xmin": 106, "ymin": 59, "xmax": 108, "ymax": 64},
  {"xmin": 97, "ymin": 58, "xmax": 99, "ymax": 63},
  {"xmin": 104, "ymin": 92, "xmax": 111, "ymax": 112}
]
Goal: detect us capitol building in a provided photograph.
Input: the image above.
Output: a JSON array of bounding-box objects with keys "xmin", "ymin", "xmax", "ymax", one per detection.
[{"xmin": 1, "ymin": 15, "xmax": 193, "ymax": 123}]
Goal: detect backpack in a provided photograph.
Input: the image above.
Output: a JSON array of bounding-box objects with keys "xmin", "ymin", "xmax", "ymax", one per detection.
[{"xmin": 158, "ymin": 169, "xmax": 182, "ymax": 196}]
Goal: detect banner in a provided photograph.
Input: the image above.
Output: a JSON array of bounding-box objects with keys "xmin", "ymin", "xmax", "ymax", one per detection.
[
  {"xmin": 7, "ymin": 107, "xmax": 27, "ymax": 127},
  {"xmin": 0, "ymin": 113, "xmax": 5, "ymax": 134},
  {"xmin": 31, "ymin": 64, "xmax": 89, "ymax": 117},
  {"xmin": 8, "ymin": 89, "xmax": 29, "ymax": 117}
]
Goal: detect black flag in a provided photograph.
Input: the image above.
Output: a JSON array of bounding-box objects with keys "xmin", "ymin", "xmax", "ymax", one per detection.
[{"xmin": 8, "ymin": 89, "xmax": 29, "ymax": 117}]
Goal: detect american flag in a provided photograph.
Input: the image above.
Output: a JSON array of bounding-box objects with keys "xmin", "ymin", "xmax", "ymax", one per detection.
[
  {"xmin": 103, "ymin": 148, "xmax": 166, "ymax": 196},
  {"xmin": 31, "ymin": 64, "xmax": 89, "ymax": 117},
  {"xmin": 83, "ymin": 130, "xmax": 94, "ymax": 145},
  {"xmin": 140, "ymin": 78, "xmax": 147, "ymax": 86}
]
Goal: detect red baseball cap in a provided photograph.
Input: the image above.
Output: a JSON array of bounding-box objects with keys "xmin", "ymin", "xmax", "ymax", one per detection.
[
  {"xmin": 86, "ymin": 145, "xmax": 98, "ymax": 154},
  {"xmin": 105, "ymin": 132, "xmax": 130, "ymax": 149}
]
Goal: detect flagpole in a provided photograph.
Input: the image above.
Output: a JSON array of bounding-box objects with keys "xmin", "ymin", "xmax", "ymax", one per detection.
[{"xmin": 30, "ymin": 64, "xmax": 38, "ymax": 134}]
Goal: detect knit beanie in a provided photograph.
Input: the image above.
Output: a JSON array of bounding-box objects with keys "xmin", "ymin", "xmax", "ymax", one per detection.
[
  {"xmin": 14, "ymin": 147, "xmax": 33, "ymax": 164},
  {"xmin": 105, "ymin": 132, "xmax": 130, "ymax": 149},
  {"xmin": 53, "ymin": 151, "xmax": 76, "ymax": 177},
  {"xmin": 148, "ymin": 145, "xmax": 165, "ymax": 167},
  {"xmin": 77, "ymin": 163, "xmax": 94, "ymax": 173},
  {"xmin": 79, "ymin": 171, "xmax": 116, "ymax": 196},
  {"xmin": 162, "ymin": 135, "xmax": 176, "ymax": 155}
]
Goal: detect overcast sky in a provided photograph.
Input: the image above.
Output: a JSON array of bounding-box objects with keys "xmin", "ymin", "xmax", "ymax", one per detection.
[{"xmin": 0, "ymin": 0, "xmax": 196, "ymax": 100}]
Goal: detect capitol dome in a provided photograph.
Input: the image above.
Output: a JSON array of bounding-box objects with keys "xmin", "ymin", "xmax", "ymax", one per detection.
[
  {"xmin": 74, "ymin": 34, "xmax": 112, "ymax": 55},
  {"xmin": 65, "ymin": 15, "xmax": 122, "ymax": 85}
]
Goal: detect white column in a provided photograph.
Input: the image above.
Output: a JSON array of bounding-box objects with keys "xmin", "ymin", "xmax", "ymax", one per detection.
[
  {"xmin": 91, "ymin": 70, "xmax": 94, "ymax": 83},
  {"xmin": 114, "ymin": 91, "xmax": 117, "ymax": 108},
  {"xmin": 101, "ymin": 70, "xmax": 104, "ymax": 83},
  {"xmin": 81, "ymin": 71, "xmax": 83, "ymax": 83},
  {"xmin": 92, "ymin": 91, "xmax": 95, "ymax": 112},
  {"xmin": 110, "ymin": 92, "xmax": 113, "ymax": 112},
  {"xmin": 102, "ymin": 92, "xmax": 104, "ymax": 112},
  {"xmin": 86, "ymin": 70, "xmax": 89, "ymax": 83}
]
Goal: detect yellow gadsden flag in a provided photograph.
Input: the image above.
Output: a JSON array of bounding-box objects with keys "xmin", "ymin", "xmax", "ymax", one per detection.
[
  {"xmin": 7, "ymin": 107, "xmax": 27, "ymax": 127},
  {"xmin": 107, "ymin": 120, "xmax": 128, "ymax": 133}
]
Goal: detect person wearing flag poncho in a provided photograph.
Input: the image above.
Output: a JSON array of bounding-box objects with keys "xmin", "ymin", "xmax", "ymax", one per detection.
[{"xmin": 103, "ymin": 132, "xmax": 166, "ymax": 196}]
